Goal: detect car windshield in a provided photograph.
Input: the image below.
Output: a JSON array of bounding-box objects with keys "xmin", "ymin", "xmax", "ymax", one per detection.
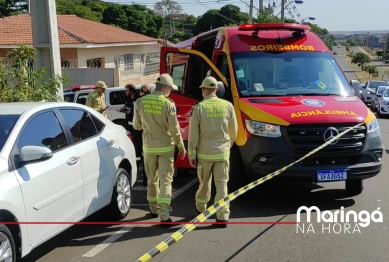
[
  {"xmin": 0, "ymin": 115, "xmax": 20, "ymax": 152},
  {"xmin": 368, "ymin": 81, "xmax": 389, "ymax": 90},
  {"xmin": 377, "ymin": 87, "xmax": 386, "ymax": 95},
  {"xmin": 231, "ymin": 51, "xmax": 354, "ymax": 97}
]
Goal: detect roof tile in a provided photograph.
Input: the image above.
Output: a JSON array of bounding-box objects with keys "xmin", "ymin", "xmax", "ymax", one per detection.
[{"xmin": 0, "ymin": 14, "xmax": 158, "ymax": 46}]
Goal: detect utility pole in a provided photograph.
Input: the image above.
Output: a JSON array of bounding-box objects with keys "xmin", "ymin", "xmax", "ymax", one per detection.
[
  {"xmin": 30, "ymin": 0, "xmax": 63, "ymax": 100},
  {"xmin": 248, "ymin": 0, "xmax": 254, "ymax": 23},
  {"xmin": 281, "ymin": 0, "xmax": 285, "ymax": 22},
  {"xmin": 259, "ymin": 0, "xmax": 264, "ymax": 12}
]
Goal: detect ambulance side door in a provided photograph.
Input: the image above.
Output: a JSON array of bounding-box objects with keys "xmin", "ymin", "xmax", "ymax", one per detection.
[{"xmin": 159, "ymin": 47, "xmax": 228, "ymax": 168}]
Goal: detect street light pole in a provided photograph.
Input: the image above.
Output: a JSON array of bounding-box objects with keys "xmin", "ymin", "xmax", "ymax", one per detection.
[
  {"xmin": 281, "ymin": 0, "xmax": 285, "ymax": 22},
  {"xmin": 301, "ymin": 17, "xmax": 315, "ymax": 24},
  {"xmin": 31, "ymin": 0, "xmax": 63, "ymax": 100},
  {"xmin": 278, "ymin": 0, "xmax": 303, "ymax": 22},
  {"xmin": 248, "ymin": 0, "xmax": 254, "ymax": 23}
]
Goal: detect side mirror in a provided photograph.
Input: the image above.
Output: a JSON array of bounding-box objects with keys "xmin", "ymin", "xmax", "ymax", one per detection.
[
  {"xmin": 362, "ymin": 86, "xmax": 366, "ymax": 89},
  {"xmin": 377, "ymin": 94, "xmax": 382, "ymax": 97},
  {"xmin": 216, "ymin": 81, "xmax": 225, "ymax": 98},
  {"xmin": 20, "ymin": 145, "xmax": 53, "ymax": 163},
  {"xmin": 349, "ymin": 80, "xmax": 361, "ymax": 98}
]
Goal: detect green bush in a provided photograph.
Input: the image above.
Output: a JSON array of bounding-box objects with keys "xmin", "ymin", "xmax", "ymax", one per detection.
[{"xmin": 0, "ymin": 45, "xmax": 68, "ymax": 102}]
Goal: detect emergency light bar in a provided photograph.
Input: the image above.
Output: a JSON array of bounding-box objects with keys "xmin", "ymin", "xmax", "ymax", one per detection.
[
  {"xmin": 71, "ymin": 84, "xmax": 96, "ymax": 91},
  {"xmin": 238, "ymin": 23, "xmax": 311, "ymax": 32}
]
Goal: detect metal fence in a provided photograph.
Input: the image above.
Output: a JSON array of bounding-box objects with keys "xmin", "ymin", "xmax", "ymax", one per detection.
[
  {"xmin": 115, "ymin": 51, "xmax": 160, "ymax": 78},
  {"xmin": 62, "ymin": 68, "xmax": 115, "ymax": 90},
  {"xmin": 1, "ymin": 51, "xmax": 161, "ymax": 88}
]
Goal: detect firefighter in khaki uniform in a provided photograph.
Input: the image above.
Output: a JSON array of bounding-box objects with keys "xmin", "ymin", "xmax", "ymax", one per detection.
[
  {"xmin": 133, "ymin": 74, "xmax": 187, "ymax": 227},
  {"xmin": 85, "ymin": 81, "xmax": 108, "ymax": 117},
  {"xmin": 188, "ymin": 76, "xmax": 238, "ymax": 228}
]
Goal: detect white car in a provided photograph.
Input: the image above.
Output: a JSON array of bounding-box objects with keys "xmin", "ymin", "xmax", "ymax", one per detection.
[
  {"xmin": 64, "ymin": 84, "xmax": 156, "ymax": 131},
  {"xmin": 361, "ymin": 80, "xmax": 389, "ymax": 104},
  {"xmin": 377, "ymin": 87, "xmax": 389, "ymax": 116},
  {"xmin": 0, "ymin": 102, "xmax": 137, "ymax": 261},
  {"xmin": 370, "ymin": 86, "xmax": 387, "ymax": 112}
]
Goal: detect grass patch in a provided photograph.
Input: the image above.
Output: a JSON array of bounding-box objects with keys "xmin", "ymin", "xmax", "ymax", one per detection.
[{"xmin": 342, "ymin": 47, "xmax": 372, "ymax": 83}]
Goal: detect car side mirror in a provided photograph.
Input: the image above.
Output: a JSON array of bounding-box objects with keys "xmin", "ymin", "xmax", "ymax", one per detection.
[
  {"xmin": 377, "ymin": 94, "xmax": 382, "ymax": 97},
  {"xmin": 20, "ymin": 145, "xmax": 53, "ymax": 163},
  {"xmin": 349, "ymin": 80, "xmax": 361, "ymax": 97},
  {"xmin": 216, "ymin": 81, "xmax": 225, "ymax": 98},
  {"xmin": 362, "ymin": 86, "xmax": 366, "ymax": 89}
]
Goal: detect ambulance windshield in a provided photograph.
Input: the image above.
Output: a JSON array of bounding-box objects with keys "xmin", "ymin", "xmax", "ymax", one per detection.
[{"xmin": 231, "ymin": 51, "xmax": 354, "ymax": 97}]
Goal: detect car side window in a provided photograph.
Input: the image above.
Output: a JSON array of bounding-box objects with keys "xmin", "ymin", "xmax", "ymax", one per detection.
[
  {"xmin": 171, "ymin": 63, "xmax": 186, "ymax": 93},
  {"xmin": 59, "ymin": 109, "xmax": 104, "ymax": 142},
  {"xmin": 165, "ymin": 52, "xmax": 223, "ymax": 101},
  {"xmin": 17, "ymin": 111, "xmax": 68, "ymax": 153},
  {"xmin": 109, "ymin": 91, "xmax": 126, "ymax": 105},
  {"xmin": 76, "ymin": 92, "xmax": 91, "ymax": 105}
]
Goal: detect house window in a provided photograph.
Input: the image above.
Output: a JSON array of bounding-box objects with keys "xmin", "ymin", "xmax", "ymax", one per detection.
[
  {"xmin": 123, "ymin": 54, "xmax": 134, "ymax": 71},
  {"xmin": 87, "ymin": 58, "xmax": 103, "ymax": 68}
]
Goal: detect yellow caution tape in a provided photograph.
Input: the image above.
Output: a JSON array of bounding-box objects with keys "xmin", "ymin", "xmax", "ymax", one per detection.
[{"xmin": 135, "ymin": 123, "xmax": 363, "ymax": 262}]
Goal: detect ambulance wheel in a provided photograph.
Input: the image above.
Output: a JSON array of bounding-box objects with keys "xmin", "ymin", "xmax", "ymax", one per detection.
[
  {"xmin": 228, "ymin": 146, "xmax": 247, "ymax": 192},
  {"xmin": 345, "ymin": 179, "xmax": 363, "ymax": 195}
]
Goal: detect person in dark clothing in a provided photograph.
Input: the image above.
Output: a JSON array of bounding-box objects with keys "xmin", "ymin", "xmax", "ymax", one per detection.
[
  {"xmin": 122, "ymin": 84, "xmax": 139, "ymax": 134},
  {"xmin": 131, "ymin": 84, "xmax": 152, "ymax": 186}
]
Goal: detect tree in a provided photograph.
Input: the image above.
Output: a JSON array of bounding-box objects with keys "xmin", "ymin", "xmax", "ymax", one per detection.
[
  {"xmin": 379, "ymin": 69, "xmax": 389, "ymax": 80},
  {"xmin": 154, "ymin": 0, "xmax": 183, "ymax": 18},
  {"xmin": 0, "ymin": 45, "xmax": 66, "ymax": 102},
  {"xmin": 193, "ymin": 5, "xmax": 247, "ymax": 35},
  {"xmin": 351, "ymin": 52, "xmax": 371, "ymax": 70},
  {"xmin": 254, "ymin": 10, "xmax": 280, "ymax": 23},
  {"xmin": 0, "ymin": 0, "xmax": 26, "ymax": 17},
  {"xmin": 363, "ymin": 65, "xmax": 379, "ymax": 77}
]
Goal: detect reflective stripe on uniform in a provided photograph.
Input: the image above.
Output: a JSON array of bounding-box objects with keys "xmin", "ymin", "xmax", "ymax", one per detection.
[
  {"xmin": 142, "ymin": 94, "xmax": 168, "ymax": 102},
  {"xmin": 188, "ymin": 149, "xmax": 196, "ymax": 155},
  {"xmin": 147, "ymin": 196, "xmax": 158, "ymax": 202},
  {"xmin": 157, "ymin": 197, "xmax": 171, "ymax": 204},
  {"xmin": 144, "ymin": 146, "xmax": 175, "ymax": 154},
  {"xmin": 197, "ymin": 152, "xmax": 230, "ymax": 161},
  {"xmin": 195, "ymin": 197, "xmax": 210, "ymax": 204}
]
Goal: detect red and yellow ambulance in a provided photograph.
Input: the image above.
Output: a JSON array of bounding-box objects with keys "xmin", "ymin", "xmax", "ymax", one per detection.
[{"xmin": 161, "ymin": 23, "xmax": 383, "ymax": 194}]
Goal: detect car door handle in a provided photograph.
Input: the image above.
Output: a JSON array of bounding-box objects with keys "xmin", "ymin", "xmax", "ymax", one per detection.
[
  {"xmin": 67, "ymin": 156, "xmax": 80, "ymax": 165},
  {"xmin": 107, "ymin": 139, "xmax": 115, "ymax": 146}
]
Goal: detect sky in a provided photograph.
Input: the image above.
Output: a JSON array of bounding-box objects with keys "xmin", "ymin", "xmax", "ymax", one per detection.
[{"xmin": 106, "ymin": 0, "xmax": 389, "ymax": 32}]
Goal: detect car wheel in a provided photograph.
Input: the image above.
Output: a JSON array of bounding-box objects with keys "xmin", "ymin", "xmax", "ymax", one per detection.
[
  {"xmin": 108, "ymin": 168, "xmax": 132, "ymax": 220},
  {"xmin": 0, "ymin": 224, "xmax": 16, "ymax": 262},
  {"xmin": 228, "ymin": 146, "xmax": 247, "ymax": 192},
  {"xmin": 345, "ymin": 179, "xmax": 363, "ymax": 195}
]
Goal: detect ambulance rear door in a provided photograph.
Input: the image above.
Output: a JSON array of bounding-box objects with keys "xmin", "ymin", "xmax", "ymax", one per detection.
[{"xmin": 160, "ymin": 47, "xmax": 228, "ymax": 168}]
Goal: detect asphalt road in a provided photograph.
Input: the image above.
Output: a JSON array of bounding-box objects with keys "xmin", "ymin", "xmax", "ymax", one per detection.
[
  {"xmin": 19, "ymin": 67, "xmax": 389, "ymax": 262},
  {"xmin": 332, "ymin": 45, "xmax": 359, "ymax": 81},
  {"xmin": 350, "ymin": 46, "xmax": 384, "ymax": 67}
]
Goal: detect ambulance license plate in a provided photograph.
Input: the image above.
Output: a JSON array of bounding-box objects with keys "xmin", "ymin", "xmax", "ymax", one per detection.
[{"xmin": 317, "ymin": 169, "xmax": 347, "ymax": 181}]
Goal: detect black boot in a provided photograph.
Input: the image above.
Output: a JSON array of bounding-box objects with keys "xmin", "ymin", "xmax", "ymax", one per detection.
[
  {"xmin": 160, "ymin": 218, "xmax": 173, "ymax": 228},
  {"xmin": 215, "ymin": 219, "xmax": 228, "ymax": 228}
]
